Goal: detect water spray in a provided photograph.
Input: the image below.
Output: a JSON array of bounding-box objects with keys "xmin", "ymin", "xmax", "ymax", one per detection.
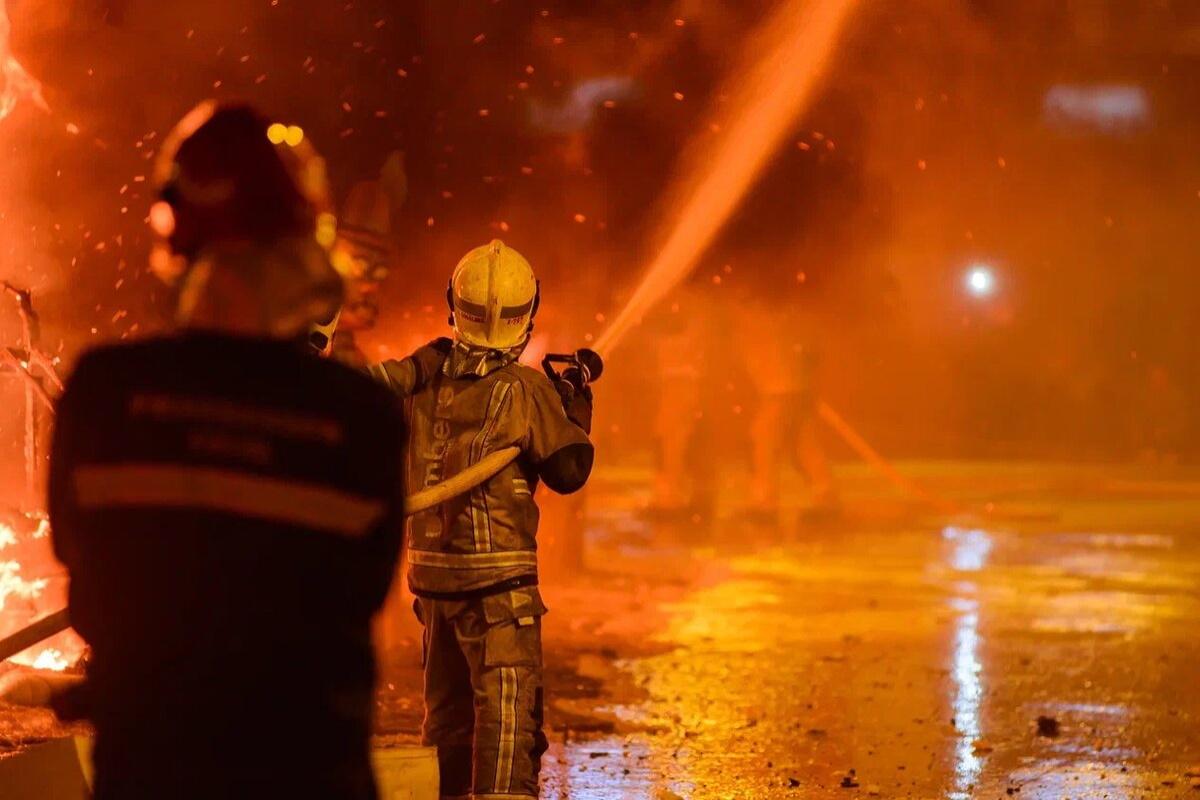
[
  {"xmin": 405, "ymin": 0, "xmax": 864, "ymax": 520},
  {"xmin": 594, "ymin": 0, "xmax": 861, "ymax": 357},
  {"xmin": 0, "ymin": 0, "xmax": 49, "ymax": 123},
  {"xmin": 588, "ymin": 0, "xmax": 974, "ymax": 517}
]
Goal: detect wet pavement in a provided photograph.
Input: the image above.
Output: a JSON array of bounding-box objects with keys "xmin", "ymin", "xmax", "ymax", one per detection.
[
  {"xmin": 5, "ymin": 461, "xmax": 1200, "ymax": 798},
  {"xmin": 527, "ymin": 462, "xmax": 1200, "ymax": 798}
]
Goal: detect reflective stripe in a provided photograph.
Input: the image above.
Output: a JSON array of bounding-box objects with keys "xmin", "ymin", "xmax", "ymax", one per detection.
[
  {"xmin": 74, "ymin": 463, "xmax": 385, "ymax": 537},
  {"xmin": 367, "ymin": 363, "xmax": 392, "ymax": 388},
  {"xmin": 454, "ymin": 297, "xmax": 534, "ymax": 320},
  {"xmin": 128, "ymin": 393, "xmax": 342, "ymax": 444},
  {"xmin": 469, "ymin": 382, "xmax": 512, "ymax": 553},
  {"xmin": 407, "ymin": 549, "xmax": 538, "ymax": 570},
  {"xmin": 494, "ymin": 666, "xmax": 518, "ymax": 793}
]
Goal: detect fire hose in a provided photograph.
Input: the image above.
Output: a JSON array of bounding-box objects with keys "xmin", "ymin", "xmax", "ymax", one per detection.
[
  {"xmin": 407, "ymin": 347, "xmax": 599, "ymax": 515},
  {"xmin": 0, "ymin": 349, "xmax": 599, "ymax": 665},
  {"xmin": 0, "ymin": 341, "xmax": 975, "ymax": 666},
  {"xmin": 0, "ymin": 449, "xmax": 522, "ymax": 665},
  {"xmin": 404, "ymin": 446, "xmax": 520, "ymax": 516}
]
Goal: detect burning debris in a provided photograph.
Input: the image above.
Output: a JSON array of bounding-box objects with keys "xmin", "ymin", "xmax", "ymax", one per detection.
[
  {"xmin": 0, "ymin": 284, "xmax": 74, "ymax": 674},
  {"xmin": 0, "ymin": 0, "xmax": 68, "ymax": 678},
  {"xmin": 0, "ymin": 542, "xmax": 47, "ymax": 611},
  {"xmin": 0, "ymin": 510, "xmax": 74, "ymax": 673}
]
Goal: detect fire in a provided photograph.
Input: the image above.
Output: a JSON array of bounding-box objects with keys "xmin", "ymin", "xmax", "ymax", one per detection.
[
  {"xmin": 0, "ymin": 522, "xmax": 49, "ymax": 612},
  {"xmin": 0, "ymin": 519, "xmax": 79, "ymax": 670},
  {"xmin": 0, "ymin": 561, "xmax": 48, "ymax": 608},
  {"xmin": 9, "ymin": 646, "xmax": 69, "ymax": 671},
  {"xmin": 0, "ymin": 0, "xmax": 48, "ymax": 122},
  {"xmin": 0, "ymin": 1, "xmax": 64, "ymax": 674}
]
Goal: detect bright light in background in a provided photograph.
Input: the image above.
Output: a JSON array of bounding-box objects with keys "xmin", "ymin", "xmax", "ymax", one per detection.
[
  {"xmin": 964, "ymin": 264, "xmax": 996, "ymax": 298},
  {"xmin": 1044, "ymin": 84, "xmax": 1150, "ymax": 133}
]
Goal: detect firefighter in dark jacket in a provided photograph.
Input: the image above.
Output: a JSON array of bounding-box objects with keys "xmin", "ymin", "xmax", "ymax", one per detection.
[
  {"xmin": 48, "ymin": 102, "xmax": 406, "ymax": 800},
  {"xmin": 371, "ymin": 240, "xmax": 594, "ymax": 800}
]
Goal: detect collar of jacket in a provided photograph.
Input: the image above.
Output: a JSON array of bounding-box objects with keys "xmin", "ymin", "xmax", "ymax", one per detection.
[
  {"xmin": 176, "ymin": 236, "xmax": 344, "ymax": 340},
  {"xmin": 444, "ymin": 336, "xmax": 528, "ymax": 379}
]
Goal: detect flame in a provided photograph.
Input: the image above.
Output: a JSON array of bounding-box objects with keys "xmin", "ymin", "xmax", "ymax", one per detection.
[
  {"xmin": 0, "ymin": 521, "xmax": 50, "ymax": 611},
  {"xmin": 0, "ymin": 3, "xmax": 72, "ymax": 673},
  {"xmin": 2, "ymin": 521, "xmax": 79, "ymax": 671},
  {"xmin": 0, "ymin": 521, "xmax": 16, "ymax": 550},
  {"xmin": 10, "ymin": 646, "xmax": 70, "ymax": 671},
  {"xmin": 0, "ymin": 0, "xmax": 48, "ymax": 122},
  {"xmin": 0, "ymin": 558, "xmax": 48, "ymax": 611}
]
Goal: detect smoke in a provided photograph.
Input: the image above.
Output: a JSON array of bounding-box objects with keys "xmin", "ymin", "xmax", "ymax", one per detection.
[{"xmin": 2, "ymin": 0, "xmax": 1198, "ymax": 473}]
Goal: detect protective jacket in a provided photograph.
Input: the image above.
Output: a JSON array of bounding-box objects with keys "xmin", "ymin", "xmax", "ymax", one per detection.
[
  {"xmin": 372, "ymin": 338, "xmax": 593, "ymax": 596},
  {"xmin": 49, "ymin": 332, "xmax": 405, "ymax": 800}
]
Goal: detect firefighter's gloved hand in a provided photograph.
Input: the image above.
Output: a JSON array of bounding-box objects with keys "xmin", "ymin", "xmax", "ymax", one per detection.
[{"xmin": 555, "ymin": 377, "xmax": 593, "ymax": 434}]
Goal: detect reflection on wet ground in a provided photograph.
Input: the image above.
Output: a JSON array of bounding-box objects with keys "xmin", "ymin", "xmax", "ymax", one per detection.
[{"xmin": 540, "ymin": 465, "xmax": 1200, "ymax": 798}]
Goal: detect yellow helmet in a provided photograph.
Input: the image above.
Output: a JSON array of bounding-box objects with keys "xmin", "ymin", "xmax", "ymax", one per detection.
[{"xmin": 448, "ymin": 240, "xmax": 539, "ymax": 349}]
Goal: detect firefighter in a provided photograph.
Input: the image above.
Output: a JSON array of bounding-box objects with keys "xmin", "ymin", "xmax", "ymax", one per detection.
[
  {"xmin": 48, "ymin": 102, "xmax": 406, "ymax": 800},
  {"xmin": 645, "ymin": 281, "xmax": 721, "ymax": 522},
  {"xmin": 371, "ymin": 240, "xmax": 594, "ymax": 800},
  {"xmin": 736, "ymin": 293, "xmax": 839, "ymax": 522}
]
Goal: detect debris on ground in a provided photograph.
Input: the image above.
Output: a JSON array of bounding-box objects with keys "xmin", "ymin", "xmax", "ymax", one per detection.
[{"xmin": 1036, "ymin": 715, "xmax": 1060, "ymax": 737}]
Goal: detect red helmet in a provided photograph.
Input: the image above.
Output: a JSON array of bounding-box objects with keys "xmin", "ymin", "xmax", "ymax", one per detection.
[{"xmin": 151, "ymin": 101, "xmax": 333, "ymax": 279}]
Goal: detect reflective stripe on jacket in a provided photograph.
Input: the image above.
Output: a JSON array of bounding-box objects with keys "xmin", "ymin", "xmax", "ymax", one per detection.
[{"xmin": 375, "ymin": 342, "xmax": 593, "ymax": 594}]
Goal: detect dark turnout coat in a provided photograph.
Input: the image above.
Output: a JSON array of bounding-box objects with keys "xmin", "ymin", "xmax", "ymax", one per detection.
[
  {"xmin": 49, "ymin": 332, "xmax": 405, "ymax": 800},
  {"xmin": 372, "ymin": 338, "xmax": 593, "ymax": 596}
]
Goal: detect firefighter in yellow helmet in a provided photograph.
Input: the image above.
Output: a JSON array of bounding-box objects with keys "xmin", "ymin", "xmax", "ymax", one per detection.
[{"xmin": 371, "ymin": 240, "xmax": 594, "ymax": 800}]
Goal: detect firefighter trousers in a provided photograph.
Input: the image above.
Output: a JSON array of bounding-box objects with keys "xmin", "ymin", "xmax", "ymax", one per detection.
[{"xmin": 414, "ymin": 587, "xmax": 548, "ymax": 800}]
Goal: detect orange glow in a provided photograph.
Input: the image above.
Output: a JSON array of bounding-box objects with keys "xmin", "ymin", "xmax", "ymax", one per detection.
[
  {"xmin": 284, "ymin": 125, "xmax": 304, "ymax": 147},
  {"xmin": 0, "ymin": 521, "xmax": 49, "ymax": 615},
  {"xmin": 149, "ymin": 200, "xmax": 176, "ymax": 237},
  {"xmin": 0, "ymin": 4, "xmax": 80, "ymax": 673},
  {"xmin": 0, "ymin": 0, "xmax": 48, "ymax": 122},
  {"xmin": 595, "ymin": 0, "xmax": 860, "ymax": 357},
  {"xmin": 9, "ymin": 646, "xmax": 70, "ymax": 671}
]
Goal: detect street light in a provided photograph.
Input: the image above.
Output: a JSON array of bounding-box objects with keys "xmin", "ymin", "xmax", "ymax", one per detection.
[{"xmin": 964, "ymin": 264, "xmax": 996, "ymax": 298}]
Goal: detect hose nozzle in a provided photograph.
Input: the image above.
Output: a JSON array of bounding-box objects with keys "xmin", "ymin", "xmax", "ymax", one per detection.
[{"xmin": 542, "ymin": 347, "xmax": 604, "ymax": 388}]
